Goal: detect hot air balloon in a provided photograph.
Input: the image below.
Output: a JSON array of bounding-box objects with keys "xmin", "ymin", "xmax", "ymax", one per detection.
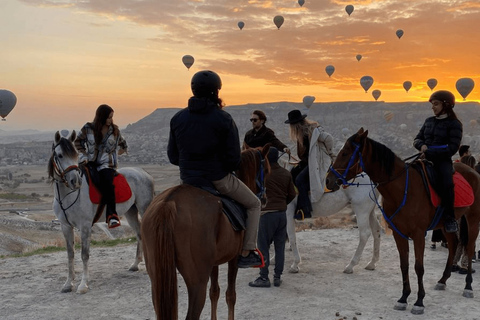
[
  {"xmin": 182, "ymin": 55, "xmax": 195, "ymax": 70},
  {"xmin": 360, "ymin": 76, "xmax": 374, "ymax": 93},
  {"xmin": 400, "ymin": 124, "xmax": 407, "ymax": 130},
  {"xmin": 238, "ymin": 21, "xmax": 245, "ymax": 30},
  {"xmin": 456, "ymin": 78, "xmax": 475, "ymax": 100},
  {"xmin": 342, "ymin": 127, "xmax": 350, "ymax": 137},
  {"xmin": 303, "ymin": 96, "xmax": 315, "ymax": 109},
  {"xmin": 427, "ymin": 78, "xmax": 437, "ymax": 91},
  {"xmin": 0, "ymin": 90, "xmax": 17, "ymax": 121},
  {"xmin": 470, "ymin": 119, "xmax": 478, "ymax": 128},
  {"xmin": 372, "ymin": 89, "xmax": 381, "ymax": 101},
  {"xmin": 273, "ymin": 15, "xmax": 284, "ymax": 29},
  {"xmin": 345, "ymin": 5, "xmax": 354, "ymax": 16},
  {"xmin": 298, "ymin": 0, "xmax": 305, "ymax": 7},
  {"xmin": 325, "ymin": 65, "xmax": 335, "ymax": 78},
  {"xmin": 384, "ymin": 111, "xmax": 394, "ymax": 122},
  {"xmin": 396, "ymin": 29, "xmax": 404, "ymax": 39},
  {"xmin": 356, "ymin": 54, "xmax": 362, "ymax": 62},
  {"xmin": 403, "ymin": 81, "xmax": 412, "ymax": 93}
]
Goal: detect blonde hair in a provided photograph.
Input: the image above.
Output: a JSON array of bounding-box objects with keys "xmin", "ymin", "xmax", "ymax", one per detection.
[{"xmin": 289, "ymin": 118, "xmax": 319, "ymax": 148}]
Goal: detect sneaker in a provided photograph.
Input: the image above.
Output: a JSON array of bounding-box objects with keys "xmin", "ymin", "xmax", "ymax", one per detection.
[
  {"xmin": 441, "ymin": 241, "xmax": 448, "ymax": 248},
  {"xmin": 444, "ymin": 219, "xmax": 458, "ymax": 233},
  {"xmin": 452, "ymin": 264, "xmax": 460, "ymax": 272},
  {"xmin": 238, "ymin": 251, "xmax": 263, "ymax": 268},
  {"xmin": 108, "ymin": 218, "xmax": 121, "ymax": 229},
  {"xmin": 459, "ymin": 268, "xmax": 476, "ymax": 274},
  {"xmin": 248, "ymin": 277, "xmax": 271, "ymax": 288},
  {"xmin": 273, "ymin": 277, "xmax": 282, "ymax": 287},
  {"xmin": 430, "ymin": 243, "xmax": 436, "ymax": 250}
]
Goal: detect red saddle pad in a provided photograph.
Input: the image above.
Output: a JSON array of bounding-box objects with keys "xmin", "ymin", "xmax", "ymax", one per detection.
[
  {"xmin": 429, "ymin": 172, "xmax": 474, "ymax": 208},
  {"xmin": 89, "ymin": 174, "xmax": 132, "ymax": 204}
]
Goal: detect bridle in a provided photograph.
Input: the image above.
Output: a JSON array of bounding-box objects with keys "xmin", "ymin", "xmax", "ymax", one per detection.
[{"xmin": 329, "ymin": 142, "xmax": 365, "ymax": 186}]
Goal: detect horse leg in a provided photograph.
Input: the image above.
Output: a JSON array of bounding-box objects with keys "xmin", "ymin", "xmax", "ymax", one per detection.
[
  {"xmin": 179, "ymin": 263, "xmax": 211, "ymax": 320},
  {"xmin": 77, "ymin": 225, "xmax": 92, "ymax": 294},
  {"xmin": 209, "ymin": 266, "xmax": 220, "ymax": 320},
  {"xmin": 344, "ymin": 203, "xmax": 372, "ymax": 274},
  {"xmin": 226, "ymin": 260, "xmax": 239, "ymax": 320},
  {"xmin": 463, "ymin": 217, "xmax": 479, "ymax": 298},
  {"xmin": 60, "ymin": 223, "xmax": 75, "ymax": 293},
  {"xmin": 286, "ymin": 199, "xmax": 300, "ymax": 273},
  {"xmin": 393, "ymin": 235, "xmax": 411, "ymax": 311},
  {"xmin": 436, "ymin": 231, "xmax": 458, "ymax": 290},
  {"xmin": 124, "ymin": 206, "xmax": 143, "ymax": 271},
  {"xmin": 411, "ymin": 236, "xmax": 426, "ymax": 314},
  {"xmin": 366, "ymin": 205, "xmax": 381, "ymax": 271}
]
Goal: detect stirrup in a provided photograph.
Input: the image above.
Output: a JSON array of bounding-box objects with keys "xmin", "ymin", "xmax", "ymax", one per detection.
[{"xmin": 294, "ymin": 209, "xmax": 305, "ymax": 221}]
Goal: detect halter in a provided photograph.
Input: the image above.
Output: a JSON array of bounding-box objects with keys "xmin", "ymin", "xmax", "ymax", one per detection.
[
  {"xmin": 329, "ymin": 142, "xmax": 366, "ymax": 186},
  {"xmin": 255, "ymin": 150, "xmax": 266, "ymax": 200},
  {"xmin": 51, "ymin": 141, "xmax": 82, "ymax": 226}
]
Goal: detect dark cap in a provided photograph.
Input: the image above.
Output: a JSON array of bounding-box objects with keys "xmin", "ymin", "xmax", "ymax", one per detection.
[{"xmin": 267, "ymin": 147, "xmax": 279, "ymax": 164}]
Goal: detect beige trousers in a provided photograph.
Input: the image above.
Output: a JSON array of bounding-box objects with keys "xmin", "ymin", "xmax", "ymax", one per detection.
[{"xmin": 213, "ymin": 173, "xmax": 261, "ymax": 251}]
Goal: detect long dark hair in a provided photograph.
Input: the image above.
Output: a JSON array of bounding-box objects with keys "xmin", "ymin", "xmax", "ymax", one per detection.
[{"xmin": 93, "ymin": 104, "xmax": 119, "ymax": 145}]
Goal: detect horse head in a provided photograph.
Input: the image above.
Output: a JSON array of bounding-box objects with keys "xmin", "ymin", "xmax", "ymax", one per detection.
[
  {"xmin": 238, "ymin": 144, "xmax": 271, "ymax": 207},
  {"xmin": 326, "ymin": 128, "xmax": 368, "ymax": 190},
  {"xmin": 48, "ymin": 130, "xmax": 82, "ymax": 190}
]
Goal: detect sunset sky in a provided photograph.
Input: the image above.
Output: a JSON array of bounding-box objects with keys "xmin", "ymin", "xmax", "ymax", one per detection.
[{"xmin": 1, "ymin": 0, "xmax": 479, "ymax": 131}]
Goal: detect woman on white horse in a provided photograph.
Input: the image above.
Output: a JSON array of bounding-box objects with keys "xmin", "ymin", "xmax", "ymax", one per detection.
[
  {"xmin": 285, "ymin": 110, "xmax": 334, "ymax": 220},
  {"xmin": 74, "ymin": 104, "xmax": 128, "ymax": 228}
]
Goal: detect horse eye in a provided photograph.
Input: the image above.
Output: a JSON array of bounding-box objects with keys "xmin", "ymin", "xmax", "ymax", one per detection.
[{"xmin": 58, "ymin": 154, "xmax": 63, "ymax": 159}]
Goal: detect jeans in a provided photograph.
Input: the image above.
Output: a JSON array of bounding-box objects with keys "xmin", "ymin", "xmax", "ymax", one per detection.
[
  {"xmin": 98, "ymin": 168, "xmax": 116, "ymax": 220},
  {"xmin": 258, "ymin": 211, "xmax": 287, "ymax": 279}
]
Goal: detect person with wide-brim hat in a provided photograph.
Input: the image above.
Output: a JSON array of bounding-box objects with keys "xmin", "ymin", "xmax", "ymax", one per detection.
[{"xmin": 285, "ymin": 109, "xmax": 334, "ymax": 220}]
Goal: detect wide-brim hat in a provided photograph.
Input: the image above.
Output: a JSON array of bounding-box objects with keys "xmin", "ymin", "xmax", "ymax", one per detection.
[{"xmin": 285, "ymin": 110, "xmax": 307, "ymax": 124}]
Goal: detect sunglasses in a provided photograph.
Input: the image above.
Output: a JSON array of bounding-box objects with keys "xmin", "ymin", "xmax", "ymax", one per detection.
[{"xmin": 250, "ymin": 118, "xmax": 260, "ymax": 122}]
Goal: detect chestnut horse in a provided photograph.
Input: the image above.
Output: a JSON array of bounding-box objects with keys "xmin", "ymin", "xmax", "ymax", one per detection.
[
  {"xmin": 142, "ymin": 145, "xmax": 270, "ymax": 320},
  {"xmin": 326, "ymin": 128, "xmax": 480, "ymax": 315}
]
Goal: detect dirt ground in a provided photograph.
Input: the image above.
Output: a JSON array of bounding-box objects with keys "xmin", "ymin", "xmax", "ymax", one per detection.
[{"xmin": 2, "ymin": 164, "xmax": 480, "ymax": 319}]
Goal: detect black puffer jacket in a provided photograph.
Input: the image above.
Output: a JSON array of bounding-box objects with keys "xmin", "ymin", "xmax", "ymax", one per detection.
[
  {"xmin": 413, "ymin": 116, "xmax": 462, "ymax": 161},
  {"xmin": 168, "ymin": 97, "xmax": 241, "ymax": 182}
]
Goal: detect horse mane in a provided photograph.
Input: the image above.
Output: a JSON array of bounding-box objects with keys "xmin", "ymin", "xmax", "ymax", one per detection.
[
  {"xmin": 47, "ymin": 137, "xmax": 78, "ymax": 182},
  {"xmin": 237, "ymin": 148, "xmax": 270, "ymax": 191},
  {"xmin": 350, "ymin": 134, "xmax": 398, "ymax": 178}
]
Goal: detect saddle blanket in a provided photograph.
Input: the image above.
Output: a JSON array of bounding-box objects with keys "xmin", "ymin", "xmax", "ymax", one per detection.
[
  {"xmin": 89, "ymin": 173, "xmax": 132, "ymax": 204},
  {"xmin": 429, "ymin": 171, "xmax": 474, "ymax": 208}
]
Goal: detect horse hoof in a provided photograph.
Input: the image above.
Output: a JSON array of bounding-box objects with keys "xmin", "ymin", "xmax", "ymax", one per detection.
[
  {"xmin": 365, "ymin": 263, "xmax": 376, "ymax": 271},
  {"xmin": 394, "ymin": 302, "xmax": 407, "ymax": 311},
  {"xmin": 129, "ymin": 265, "xmax": 139, "ymax": 272},
  {"xmin": 76, "ymin": 285, "xmax": 89, "ymax": 294},
  {"xmin": 434, "ymin": 283, "xmax": 446, "ymax": 291},
  {"xmin": 411, "ymin": 305, "xmax": 424, "ymax": 315},
  {"xmin": 289, "ymin": 266, "xmax": 299, "ymax": 274},
  {"xmin": 343, "ymin": 267, "xmax": 354, "ymax": 274},
  {"xmin": 463, "ymin": 289, "xmax": 474, "ymax": 298},
  {"xmin": 61, "ymin": 286, "xmax": 72, "ymax": 293}
]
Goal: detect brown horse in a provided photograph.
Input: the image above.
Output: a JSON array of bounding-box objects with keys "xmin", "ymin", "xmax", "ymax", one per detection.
[
  {"xmin": 326, "ymin": 128, "xmax": 480, "ymax": 315},
  {"xmin": 142, "ymin": 145, "xmax": 270, "ymax": 320}
]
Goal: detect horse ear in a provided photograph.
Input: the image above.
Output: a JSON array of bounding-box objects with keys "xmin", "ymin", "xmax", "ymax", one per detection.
[
  {"xmin": 357, "ymin": 127, "xmax": 364, "ymax": 134},
  {"xmin": 54, "ymin": 131, "xmax": 61, "ymax": 144},
  {"xmin": 70, "ymin": 130, "xmax": 76, "ymax": 142},
  {"xmin": 262, "ymin": 143, "xmax": 271, "ymax": 158}
]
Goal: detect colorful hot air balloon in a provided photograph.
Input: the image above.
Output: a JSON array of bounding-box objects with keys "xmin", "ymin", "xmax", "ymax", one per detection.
[
  {"xmin": 427, "ymin": 78, "xmax": 437, "ymax": 91},
  {"xmin": 403, "ymin": 81, "xmax": 412, "ymax": 93},
  {"xmin": 456, "ymin": 78, "xmax": 475, "ymax": 100},
  {"xmin": 325, "ymin": 65, "xmax": 335, "ymax": 78},
  {"xmin": 238, "ymin": 21, "xmax": 245, "ymax": 30},
  {"xmin": 298, "ymin": 0, "xmax": 305, "ymax": 7},
  {"xmin": 384, "ymin": 111, "xmax": 394, "ymax": 122},
  {"xmin": 0, "ymin": 89, "xmax": 17, "ymax": 120},
  {"xmin": 396, "ymin": 29, "xmax": 404, "ymax": 39},
  {"xmin": 400, "ymin": 124, "xmax": 407, "ymax": 130},
  {"xmin": 273, "ymin": 15, "xmax": 284, "ymax": 29},
  {"xmin": 345, "ymin": 5, "xmax": 354, "ymax": 16},
  {"xmin": 302, "ymin": 96, "xmax": 315, "ymax": 109},
  {"xmin": 372, "ymin": 89, "xmax": 381, "ymax": 101},
  {"xmin": 182, "ymin": 55, "xmax": 195, "ymax": 70},
  {"xmin": 356, "ymin": 54, "xmax": 362, "ymax": 62},
  {"xmin": 360, "ymin": 76, "xmax": 374, "ymax": 93}
]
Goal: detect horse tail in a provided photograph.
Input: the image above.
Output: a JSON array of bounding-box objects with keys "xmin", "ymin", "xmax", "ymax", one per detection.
[
  {"xmin": 460, "ymin": 215, "xmax": 469, "ymax": 247},
  {"xmin": 142, "ymin": 199, "xmax": 178, "ymax": 319}
]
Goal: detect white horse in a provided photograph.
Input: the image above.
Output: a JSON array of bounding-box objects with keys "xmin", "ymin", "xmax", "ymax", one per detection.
[
  {"xmin": 48, "ymin": 131, "xmax": 155, "ymax": 294},
  {"xmin": 280, "ymin": 157, "xmax": 381, "ymax": 274}
]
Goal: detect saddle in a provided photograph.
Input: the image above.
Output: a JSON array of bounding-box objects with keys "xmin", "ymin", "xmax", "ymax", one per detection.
[
  {"xmin": 184, "ymin": 178, "xmax": 247, "ymax": 231},
  {"xmin": 412, "ymin": 160, "xmax": 474, "ymax": 208},
  {"xmin": 82, "ymin": 164, "xmax": 132, "ymax": 205}
]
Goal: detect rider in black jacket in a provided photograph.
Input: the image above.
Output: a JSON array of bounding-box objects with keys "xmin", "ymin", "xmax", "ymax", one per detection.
[
  {"xmin": 168, "ymin": 70, "xmax": 263, "ymax": 268},
  {"xmin": 414, "ymin": 90, "xmax": 462, "ymax": 233}
]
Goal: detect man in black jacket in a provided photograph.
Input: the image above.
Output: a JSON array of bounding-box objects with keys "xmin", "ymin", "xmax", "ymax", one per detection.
[
  {"xmin": 243, "ymin": 110, "xmax": 290, "ymax": 155},
  {"xmin": 168, "ymin": 70, "xmax": 263, "ymax": 267}
]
